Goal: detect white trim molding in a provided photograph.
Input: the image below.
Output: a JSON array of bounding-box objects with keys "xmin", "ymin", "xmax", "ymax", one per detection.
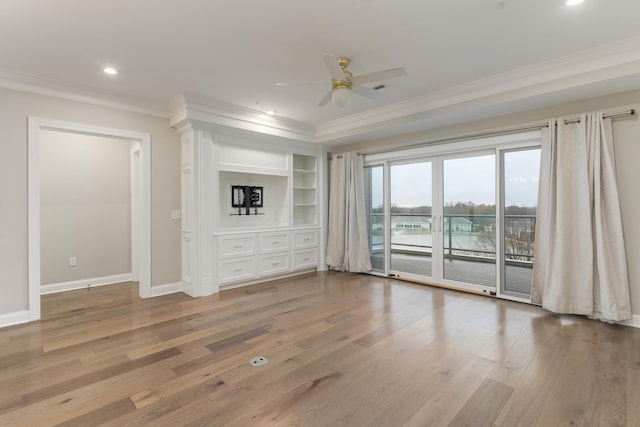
[
  {"xmin": 0, "ymin": 67, "xmax": 169, "ymax": 118},
  {"xmin": 4, "ymin": 36, "xmax": 640, "ymax": 148},
  {"xmin": 315, "ymin": 36, "xmax": 640, "ymax": 145},
  {"xmin": 169, "ymin": 93, "xmax": 315, "ymax": 143},
  {"xmin": 150, "ymin": 282, "xmax": 184, "ymax": 297},
  {"xmin": 0, "ymin": 310, "xmax": 31, "ymax": 329},
  {"xmin": 588, "ymin": 312, "xmax": 640, "ymax": 328},
  {"xmin": 41, "ymin": 274, "xmax": 134, "ymax": 295},
  {"xmin": 619, "ymin": 314, "xmax": 640, "ymax": 329}
]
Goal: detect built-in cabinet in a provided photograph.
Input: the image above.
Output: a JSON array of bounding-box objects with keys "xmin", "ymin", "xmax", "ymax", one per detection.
[
  {"xmin": 174, "ymin": 117, "xmax": 324, "ymax": 297},
  {"xmin": 214, "ymin": 148, "xmax": 320, "ymax": 290},
  {"xmin": 216, "ymin": 228, "xmax": 318, "ymax": 289}
]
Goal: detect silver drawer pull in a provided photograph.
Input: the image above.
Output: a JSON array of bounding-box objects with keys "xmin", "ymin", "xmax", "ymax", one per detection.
[
  {"xmin": 303, "ymin": 257, "xmax": 310, "ymax": 261},
  {"xmin": 271, "ymin": 262, "xmax": 280, "ymax": 266},
  {"xmin": 234, "ymin": 268, "xmax": 243, "ymax": 272},
  {"xmin": 233, "ymin": 244, "xmax": 243, "ymax": 248},
  {"xmin": 272, "ymin": 241, "xmax": 280, "ymax": 245}
]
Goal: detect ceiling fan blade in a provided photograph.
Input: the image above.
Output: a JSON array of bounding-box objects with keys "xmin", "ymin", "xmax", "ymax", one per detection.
[
  {"xmin": 276, "ymin": 82, "xmax": 322, "ymax": 86},
  {"xmin": 352, "ymin": 85, "xmax": 387, "ymax": 101},
  {"xmin": 316, "ymin": 90, "xmax": 333, "ymax": 107},
  {"xmin": 351, "ymin": 67, "xmax": 407, "ymax": 86},
  {"xmin": 322, "ymin": 53, "xmax": 346, "ymax": 81}
]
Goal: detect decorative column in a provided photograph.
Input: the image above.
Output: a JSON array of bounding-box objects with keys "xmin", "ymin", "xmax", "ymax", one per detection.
[{"xmin": 174, "ymin": 120, "xmax": 217, "ymax": 297}]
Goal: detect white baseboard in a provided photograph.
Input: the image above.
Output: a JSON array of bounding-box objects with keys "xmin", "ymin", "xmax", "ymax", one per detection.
[
  {"xmin": 590, "ymin": 311, "xmax": 640, "ymax": 328},
  {"xmin": 219, "ymin": 268, "xmax": 317, "ymax": 292},
  {"xmin": 620, "ymin": 314, "xmax": 640, "ymax": 329},
  {"xmin": 0, "ymin": 310, "xmax": 30, "ymax": 328},
  {"xmin": 41, "ymin": 273, "xmax": 133, "ymax": 295},
  {"xmin": 150, "ymin": 281, "xmax": 183, "ymax": 297}
]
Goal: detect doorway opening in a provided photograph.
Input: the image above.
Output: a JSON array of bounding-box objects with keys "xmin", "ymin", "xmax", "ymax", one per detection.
[{"xmin": 27, "ymin": 117, "xmax": 151, "ymax": 321}]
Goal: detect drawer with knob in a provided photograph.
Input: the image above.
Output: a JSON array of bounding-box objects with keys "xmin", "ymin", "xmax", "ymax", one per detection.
[
  {"xmin": 292, "ymin": 249, "xmax": 318, "ymax": 270},
  {"xmin": 218, "ymin": 257, "xmax": 256, "ymax": 284},
  {"xmin": 259, "ymin": 252, "xmax": 291, "ymax": 276},
  {"xmin": 218, "ymin": 233, "xmax": 256, "ymax": 258},
  {"xmin": 259, "ymin": 231, "xmax": 290, "ymax": 254},
  {"xmin": 292, "ymin": 229, "xmax": 318, "ymax": 249}
]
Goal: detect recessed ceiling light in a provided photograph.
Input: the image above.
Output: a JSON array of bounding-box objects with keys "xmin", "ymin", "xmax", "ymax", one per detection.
[
  {"xmin": 566, "ymin": 0, "xmax": 584, "ymax": 6},
  {"xmin": 103, "ymin": 67, "xmax": 118, "ymax": 75},
  {"xmin": 266, "ymin": 110, "xmax": 276, "ymax": 116}
]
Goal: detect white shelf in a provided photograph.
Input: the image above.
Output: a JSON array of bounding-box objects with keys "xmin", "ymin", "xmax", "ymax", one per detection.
[
  {"xmin": 292, "ymin": 154, "xmax": 317, "ymax": 226},
  {"xmin": 292, "ymin": 155, "xmax": 316, "ymax": 171}
]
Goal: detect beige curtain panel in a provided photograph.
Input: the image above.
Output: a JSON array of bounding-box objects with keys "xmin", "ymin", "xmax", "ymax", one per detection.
[
  {"xmin": 325, "ymin": 152, "xmax": 372, "ymax": 273},
  {"xmin": 532, "ymin": 112, "xmax": 631, "ymax": 322}
]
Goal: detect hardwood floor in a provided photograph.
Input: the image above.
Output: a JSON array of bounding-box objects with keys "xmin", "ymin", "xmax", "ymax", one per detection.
[{"xmin": 1, "ymin": 271, "xmax": 639, "ymax": 426}]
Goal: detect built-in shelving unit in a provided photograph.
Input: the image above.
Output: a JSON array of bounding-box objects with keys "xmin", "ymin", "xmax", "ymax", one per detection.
[
  {"xmin": 212, "ymin": 152, "xmax": 320, "ymax": 289},
  {"xmin": 174, "ymin": 115, "xmax": 323, "ymax": 296},
  {"xmin": 292, "ymin": 154, "xmax": 317, "ymax": 226}
]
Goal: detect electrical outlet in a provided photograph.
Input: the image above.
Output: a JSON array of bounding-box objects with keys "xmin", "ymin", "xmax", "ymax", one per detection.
[
  {"xmin": 170, "ymin": 210, "xmax": 181, "ymax": 220},
  {"xmin": 69, "ymin": 257, "xmax": 77, "ymax": 267}
]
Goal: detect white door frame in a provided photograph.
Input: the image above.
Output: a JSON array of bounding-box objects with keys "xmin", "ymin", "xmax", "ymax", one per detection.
[
  {"xmin": 27, "ymin": 117, "xmax": 152, "ymax": 321},
  {"xmin": 131, "ymin": 143, "xmax": 142, "ymax": 283}
]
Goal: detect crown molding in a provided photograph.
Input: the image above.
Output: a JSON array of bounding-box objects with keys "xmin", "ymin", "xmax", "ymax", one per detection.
[
  {"xmin": 314, "ymin": 36, "xmax": 640, "ymax": 144},
  {"xmin": 0, "ymin": 67, "xmax": 170, "ymax": 118},
  {"xmin": 3, "ymin": 35, "xmax": 640, "ymax": 145},
  {"xmin": 169, "ymin": 93, "xmax": 315, "ymax": 143}
]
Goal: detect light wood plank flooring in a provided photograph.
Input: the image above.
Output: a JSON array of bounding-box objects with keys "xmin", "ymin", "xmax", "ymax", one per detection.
[{"xmin": 1, "ymin": 271, "xmax": 639, "ymax": 426}]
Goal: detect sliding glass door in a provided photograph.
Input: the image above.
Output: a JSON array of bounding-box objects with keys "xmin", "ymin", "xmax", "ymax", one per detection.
[
  {"xmin": 500, "ymin": 148, "xmax": 541, "ymax": 299},
  {"xmin": 389, "ymin": 162, "xmax": 434, "ymax": 280},
  {"xmin": 442, "ymin": 154, "xmax": 496, "ymax": 289},
  {"xmin": 364, "ymin": 166, "xmax": 384, "ymax": 272},
  {"xmin": 363, "ymin": 134, "xmax": 541, "ymax": 301}
]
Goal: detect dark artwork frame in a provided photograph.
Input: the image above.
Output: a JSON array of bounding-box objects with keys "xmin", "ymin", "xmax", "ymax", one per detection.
[{"xmin": 231, "ymin": 185, "xmax": 264, "ymax": 215}]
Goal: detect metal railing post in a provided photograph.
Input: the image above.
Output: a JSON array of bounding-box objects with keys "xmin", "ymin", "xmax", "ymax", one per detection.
[{"xmin": 448, "ymin": 216, "xmax": 452, "ymax": 256}]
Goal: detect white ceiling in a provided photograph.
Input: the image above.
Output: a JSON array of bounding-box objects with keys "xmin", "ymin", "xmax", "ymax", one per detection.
[{"xmin": 2, "ymin": 0, "xmax": 640, "ymax": 145}]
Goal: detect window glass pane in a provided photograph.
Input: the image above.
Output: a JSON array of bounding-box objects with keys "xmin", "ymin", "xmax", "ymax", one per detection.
[
  {"xmin": 503, "ymin": 148, "xmax": 541, "ymax": 297},
  {"xmin": 390, "ymin": 162, "xmax": 432, "ymax": 277},
  {"xmin": 443, "ymin": 154, "xmax": 496, "ymax": 287},
  {"xmin": 365, "ymin": 166, "xmax": 384, "ymax": 272}
]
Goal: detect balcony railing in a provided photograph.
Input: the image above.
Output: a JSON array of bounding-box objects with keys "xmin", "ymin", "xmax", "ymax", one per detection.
[{"xmin": 367, "ymin": 212, "xmax": 536, "ymax": 266}]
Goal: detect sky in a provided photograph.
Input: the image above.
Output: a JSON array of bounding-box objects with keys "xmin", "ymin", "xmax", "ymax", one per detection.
[{"xmin": 369, "ymin": 148, "xmax": 541, "ymax": 208}]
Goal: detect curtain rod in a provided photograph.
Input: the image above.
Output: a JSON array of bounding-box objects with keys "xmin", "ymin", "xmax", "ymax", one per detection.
[
  {"xmin": 562, "ymin": 109, "xmax": 635, "ymax": 124},
  {"xmin": 352, "ymin": 109, "xmax": 635, "ymax": 157}
]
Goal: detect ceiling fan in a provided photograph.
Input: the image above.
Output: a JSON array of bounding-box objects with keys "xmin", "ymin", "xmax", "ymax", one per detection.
[{"xmin": 277, "ymin": 53, "xmax": 407, "ymax": 107}]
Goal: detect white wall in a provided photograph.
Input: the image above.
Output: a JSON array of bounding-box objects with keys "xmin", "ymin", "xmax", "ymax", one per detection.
[
  {"xmin": 40, "ymin": 131, "xmax": 132, "ymax": 285},
  {"xmin": 335, "ymin": 90, "xmax": 640, "ymax": 317},
  {"xmin": 0, "ymin": 87, "xmax": 180, "ymax": 317},
  {"xmin": 611, "ymin": 111, "xmax": 640, "ymax": 319}
]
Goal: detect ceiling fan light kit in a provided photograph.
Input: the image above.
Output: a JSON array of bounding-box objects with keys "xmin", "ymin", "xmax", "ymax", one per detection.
[
  {"xmin": 330, "ymin": 57, "xmax": 353, "ymax": 107},
  {"xmin": 331, "ymin": 87, "xmax": 351, "ymax": 107}
]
